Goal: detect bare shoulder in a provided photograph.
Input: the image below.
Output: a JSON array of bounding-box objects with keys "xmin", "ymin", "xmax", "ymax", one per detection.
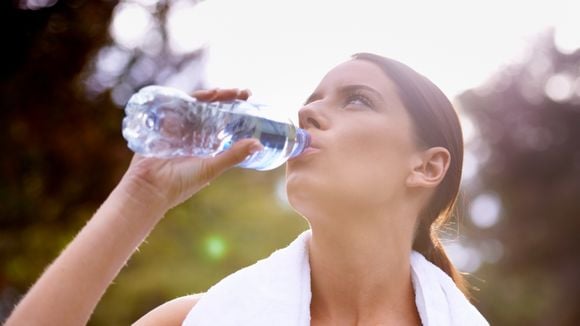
[{"xmin": 132, "ymin": 293, "xmax": 203, "ymax": 326}]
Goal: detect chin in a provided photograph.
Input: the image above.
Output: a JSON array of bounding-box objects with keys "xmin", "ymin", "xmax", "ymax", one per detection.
[
  {"xmin": 286, "ymin": 174, "xmax": 318, "ymax": 211},
  {"xmin": 287, "ymin": 176, "xmax": 343, "ymax": 221}
]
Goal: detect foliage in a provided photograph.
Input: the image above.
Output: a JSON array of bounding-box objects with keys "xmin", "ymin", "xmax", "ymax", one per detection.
[
  {"xmin": 458, "ymin": 31, "xmax": 580, "ymax": 325},
  {"xmin": 0, "ymin": 0, "xmax": 122, "ymax": 318}
]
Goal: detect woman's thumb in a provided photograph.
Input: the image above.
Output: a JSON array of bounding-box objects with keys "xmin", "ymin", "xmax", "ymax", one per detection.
[{"xmin": 202, "ymin": 139, "xmax": 263, "ymax": 178}]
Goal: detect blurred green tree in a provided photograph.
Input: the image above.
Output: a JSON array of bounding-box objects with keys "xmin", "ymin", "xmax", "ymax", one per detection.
[
  {"xmin": 458, "ymin": 31, "xmax": 580, "ymax": 325},
  {"xmin": 0, "ymin": 0, "xmax": 123, "ymax": 318}
]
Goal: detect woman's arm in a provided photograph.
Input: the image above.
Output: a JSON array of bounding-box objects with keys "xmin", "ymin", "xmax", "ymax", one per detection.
[
  {"xmin": 5, "ymin": 89, "xmax": 257, "ymax": 326},
  {"xmin": 5, "ymin": 171, "xmax": 170, "ymax": 325}
]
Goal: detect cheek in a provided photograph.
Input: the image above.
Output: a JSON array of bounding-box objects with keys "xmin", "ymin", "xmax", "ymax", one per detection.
[
  {"xmin": 333, "ymin": 152, "xmax": 405, "ymax": 202},
  {"xmin": 330, "ymin": 129, "xmax": 413, "ymax": 198},
  {"xmin": 284, "ymin": 120, "xmax": 416, "ymax": 209}
]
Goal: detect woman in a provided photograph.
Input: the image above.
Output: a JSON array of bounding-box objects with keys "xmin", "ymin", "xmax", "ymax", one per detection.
[{"xmin": 5, "ymin": 53, "xmax": 488, "ymax": 325}]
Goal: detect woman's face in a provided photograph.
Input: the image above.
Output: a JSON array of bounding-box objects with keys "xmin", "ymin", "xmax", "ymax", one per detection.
[{"xmin": 286, "ymin": 59, "xmax": 421, "ymax": 217}]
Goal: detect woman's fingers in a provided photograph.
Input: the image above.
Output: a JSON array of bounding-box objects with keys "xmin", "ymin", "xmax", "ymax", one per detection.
[
  {"xmin": 192, "ymin": 88, "xmax": 252, "ymax": 102},
  {"xmin": 199, "ymin": 139, "xmax": 263, "ymax": 180},
  {"xmin": 237, "ymin": 89, "xmax": 251, "ymax": 101},
  {"xmin": 191, "ymin": 89, "xmax": 217, "ymax": 101},
  {"xmin": 123, "ymin": 139, "xmax": 262, "ymax": 210}
]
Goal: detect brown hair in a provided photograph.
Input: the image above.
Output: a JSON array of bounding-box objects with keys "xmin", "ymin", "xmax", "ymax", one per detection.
[{"xmin": 352, "ymin": 53, "xmax": 469, "ymax": 296}]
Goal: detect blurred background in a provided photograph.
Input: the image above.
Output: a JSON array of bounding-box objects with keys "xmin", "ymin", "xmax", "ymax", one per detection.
[{"xmin": 1, "ymin": 0, "xmax": 579, "ymax": 324}]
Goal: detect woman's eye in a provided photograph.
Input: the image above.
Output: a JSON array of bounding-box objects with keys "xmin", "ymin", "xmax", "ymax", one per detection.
[{"xmin": 345, "ymin": 94, "xmax": 372, "ymax": 108}]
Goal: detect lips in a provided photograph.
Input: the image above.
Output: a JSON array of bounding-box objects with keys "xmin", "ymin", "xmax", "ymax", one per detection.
[
  {"xmin": 289, "ymin": 136, "xmax": 321, "ymax": 162},
  {"xmin": 301, "ymin": 146, "xmax": 319, "ymax": 155},
  {"xmin": 307, "ymin": 133, "xmax": 321, "ymax": 149}
]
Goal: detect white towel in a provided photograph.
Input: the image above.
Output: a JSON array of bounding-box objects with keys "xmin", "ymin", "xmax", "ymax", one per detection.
[
  {"xmin": 410, "ymin": 251, "xmax": 489, "ymax": 325},
  {"xmin": 183, "ymin": 230, "xmax": 489, "ymax": 326}
]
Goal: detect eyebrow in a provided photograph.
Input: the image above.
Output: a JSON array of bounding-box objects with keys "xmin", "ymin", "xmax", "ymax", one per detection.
[{"xmin": 304, "ymin": 84, "xmax": 385, "ymax": 105}]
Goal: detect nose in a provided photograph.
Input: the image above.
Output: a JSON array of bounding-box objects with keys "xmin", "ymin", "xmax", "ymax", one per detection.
[{"xmin": 298, "ymin": 105, "xmax": 324, "ymax": 130}]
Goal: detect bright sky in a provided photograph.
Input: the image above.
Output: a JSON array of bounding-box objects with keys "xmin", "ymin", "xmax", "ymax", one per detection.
[
  {"xmin": 180, "ymin": 0, "xmax": 579, "ymax": 113},
  {"xmin": 111, "ymin": 0, "xmax": 580, "ymax": 118}
]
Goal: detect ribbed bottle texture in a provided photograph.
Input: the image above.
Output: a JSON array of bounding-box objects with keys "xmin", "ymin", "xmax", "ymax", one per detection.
[{"xmin": 122, "ymin": 86, "xmax": 310, "ymax": 171}]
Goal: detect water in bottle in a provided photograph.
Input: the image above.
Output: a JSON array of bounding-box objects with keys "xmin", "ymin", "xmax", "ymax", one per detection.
[{"xmin": 122, "ymin": 85, "xmax": 310, "ymax": 171}]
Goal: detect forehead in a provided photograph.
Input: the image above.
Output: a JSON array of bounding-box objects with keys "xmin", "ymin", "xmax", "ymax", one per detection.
[{"xmin": 315, "ymin": 59, "xmax": 400, "ymax": 99}]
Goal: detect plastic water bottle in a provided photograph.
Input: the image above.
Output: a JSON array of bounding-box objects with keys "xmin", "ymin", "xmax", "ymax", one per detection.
[{"xmin": 122, "ymin": 85, "xmax": 310, "ymax": 171}]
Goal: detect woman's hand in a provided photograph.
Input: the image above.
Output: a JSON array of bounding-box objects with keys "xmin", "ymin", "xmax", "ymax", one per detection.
[
  {"xmin": 4, "ymin": 88, "xmax": 258, "ymax": 326},
  {"xmin": 120, "ymin": 88, "xmax": 260, "ymax": 211}
]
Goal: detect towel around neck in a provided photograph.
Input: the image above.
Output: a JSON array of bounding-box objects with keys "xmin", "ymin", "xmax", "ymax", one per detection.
[{"xmin": 182, "ymin": 230, "xmax": 488, "ymax": 326}]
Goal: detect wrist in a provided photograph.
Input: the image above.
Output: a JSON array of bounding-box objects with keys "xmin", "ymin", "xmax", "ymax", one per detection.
[{"xmin": 112, "ymin": 173, "xmax": 172, "ymax": 221}]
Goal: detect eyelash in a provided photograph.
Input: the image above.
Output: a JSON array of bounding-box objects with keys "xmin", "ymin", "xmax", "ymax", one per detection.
[{"xmin": 345, "ymin": 92, "xmax": 373, "ymax": 108}]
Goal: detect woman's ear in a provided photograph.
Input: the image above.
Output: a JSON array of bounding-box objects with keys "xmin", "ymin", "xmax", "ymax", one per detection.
[{"xmin": 406, "ymin": 147, "xmax": 451, "ymax": 188}]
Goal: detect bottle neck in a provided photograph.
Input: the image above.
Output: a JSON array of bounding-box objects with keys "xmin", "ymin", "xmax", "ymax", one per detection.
[{"xmin": 289, "ymin": 128, "xmax": 311, "ymax": 158}]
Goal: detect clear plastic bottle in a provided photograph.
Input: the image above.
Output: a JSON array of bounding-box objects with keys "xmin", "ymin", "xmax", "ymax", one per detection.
[{"xmin": 122, "ymin": 85, "xmax": 310, "ymax": 171}]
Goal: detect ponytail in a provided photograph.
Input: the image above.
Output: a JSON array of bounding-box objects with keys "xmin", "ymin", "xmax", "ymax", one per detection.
[{"xmin": 413, "ymin": 206, "xmax": 471, "ymax": 299}]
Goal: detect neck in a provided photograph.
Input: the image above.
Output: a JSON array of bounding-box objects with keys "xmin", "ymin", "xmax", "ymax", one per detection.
[{"xmin": 307, "ymin": 208, "xmax": 421, "ymax": 325}]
